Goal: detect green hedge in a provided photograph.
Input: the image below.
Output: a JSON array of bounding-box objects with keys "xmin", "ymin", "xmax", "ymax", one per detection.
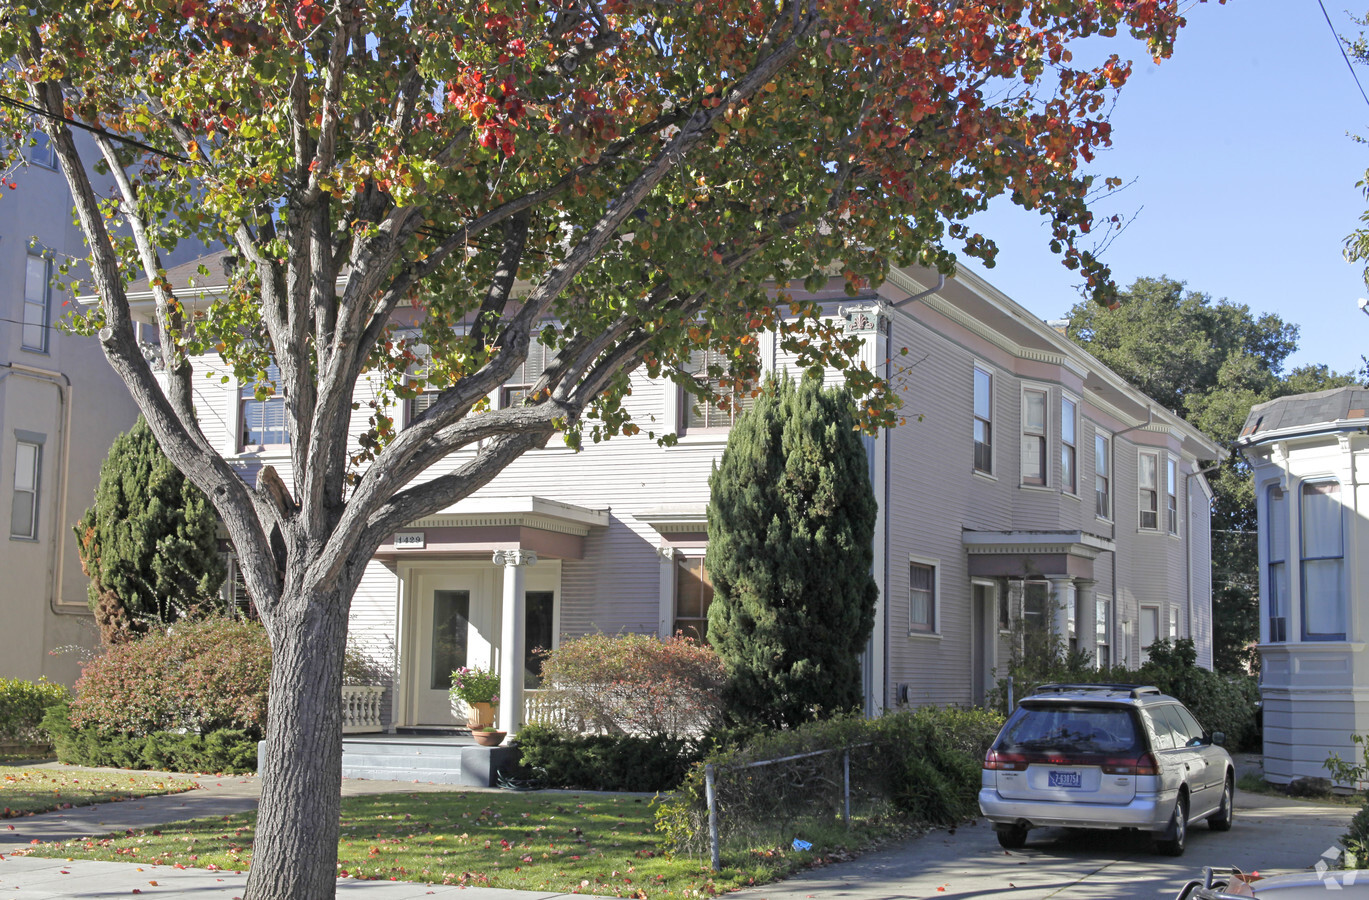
[
  {"xmin": 41, "ymin": 702, "xmax": 257, "ymax": 774},
  {"xmin": 654, "ymin": 705, "xmax": 1003, "ymax": 854},
  {"xmin": 514, "ymin": 723, "xmax": 702, "ymax": 791},
  {"xmin": 0, "ymin": 677, "xmax": 70, "ymax": 745},
  {"xmin": 989, "ymin": 639, "xmax": 1260, "ymax": 750}
]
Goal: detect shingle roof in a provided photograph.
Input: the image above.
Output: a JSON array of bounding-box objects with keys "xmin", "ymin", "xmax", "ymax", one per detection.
[
  {"xmin": 1239, "ymin": 385, "xmax": 1369, "ymax": 443},
  {"xmin": 124, "ymin": 247, "xmax": 238, "ymax": 295}
]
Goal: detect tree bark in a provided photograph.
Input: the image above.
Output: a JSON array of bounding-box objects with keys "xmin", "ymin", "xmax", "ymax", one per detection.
[{"xmin": 245, "ymin": 581, "xmax": 352, "ymax": 900}]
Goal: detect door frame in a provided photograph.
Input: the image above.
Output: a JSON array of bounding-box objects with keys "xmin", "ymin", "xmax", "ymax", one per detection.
[{"xmin": 970, "ymin": 579, "xmax": 998, "ymax": 706}]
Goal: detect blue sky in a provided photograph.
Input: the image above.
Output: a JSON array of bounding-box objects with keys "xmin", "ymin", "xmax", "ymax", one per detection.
[{"xmin": 957, "ymin": 0, "xmax": 1369, "ymax": 377}]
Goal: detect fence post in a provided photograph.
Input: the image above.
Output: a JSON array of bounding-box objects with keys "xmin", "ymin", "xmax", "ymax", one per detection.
[
  {"xmin": 1007, "ymin": 675, "xmax": 1014, "ymax": 711},
  {"xmin": 706, "ymin": 763, "xmax": 720, "ymax": 872},
  {"xmin": 842, "ymin": 748, "xmax": 851, "ymax": 827}
]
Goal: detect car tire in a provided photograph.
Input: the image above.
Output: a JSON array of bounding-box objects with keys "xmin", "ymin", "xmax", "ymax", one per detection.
[
  {"xmin": 1156, "ymin": 793, "xmax": 1189, "ymax": 857},
  {"xmin": 1208, "ymin": 775, "xmax": 1234, "ymax": 832},
  {"xmin": 996, "ymin": 824, "xmax": 1029, "ymax": 850}
]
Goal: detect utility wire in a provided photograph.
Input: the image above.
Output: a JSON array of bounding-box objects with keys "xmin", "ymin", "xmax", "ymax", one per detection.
[
  {"xmin": 0, "ymin": 93, "xmax": 193, "ymax": 163},
  {"xmin": 1318, "ymin": 0, "xmax": 1369, "ymax": 112}
]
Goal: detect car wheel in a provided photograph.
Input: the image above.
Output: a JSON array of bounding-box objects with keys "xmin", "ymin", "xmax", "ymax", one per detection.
[
  {"xmin": 1208, "ymin": 775, "xmax": 1234, "ymax": 832},
  {"xmin": 996, "ymin": 824, "xmax": 1029, "ymax": 850},
  {"xmin": 1156, "ymin": 793, "xmax": 1189, "ymax": 856}
]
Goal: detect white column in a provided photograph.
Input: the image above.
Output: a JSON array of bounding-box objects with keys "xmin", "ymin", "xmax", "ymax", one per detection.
[
  {"xmin": 657, "ymin": 547, "xmax": 678, "ymax": 638},
  {"xmin": 1075, "ymin": 579, "xmax": 1097, "ymax": 668},
  {"xmin": 1049, "ymin": 576, "xmax": 1075, "ymax": 646},
  {"xmin": 493, "ymin": 549, "xmax": 537, "ymax": 734}
]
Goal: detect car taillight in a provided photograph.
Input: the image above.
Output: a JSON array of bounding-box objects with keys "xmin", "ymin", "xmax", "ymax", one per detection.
[
  {"xmin": 1101, "ymin": 752, "xmax": 1160, "ymax": 776},
  {"xmin": 984, "ymin": 749, "xmax": 1028, "ymax": 771}
]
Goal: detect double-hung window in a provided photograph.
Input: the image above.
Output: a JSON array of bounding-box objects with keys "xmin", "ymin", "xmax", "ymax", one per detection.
[
  {"xmin": 1061, "ymin": 397, "xmax": 1078, "ymax": 493},
  {"xmin": 909, "ymin": 562, "xmax": 936, "ymax": 633},
  {"xmin": 1301, "ymin": 481, "xmax": 1346, "ymax": 641},
  {"xmin": 502, "ymin": 333, "xmax": 555, "ymax": 409},
  {"xmin": 1095, "ymin": 597, "xmax": 1111, "ymax": 668},
  {"xmin": 10, "ymin": 439, "xmax": 40, "ymax": 540},
  {"xmin": 26, "ymin": 131, "xmax": 56, "ymax": 169},
  {"xmin": 1095, "ymin": 433, "xmax": 1111, "ymax": 518},
  {"xmin": 1167, "ymin": 458, "xmax": 1179, "ymax": 535},
  {"xmin": 1266, "ymin": 485, "xmax": 1288, "ymax": 642},
  {"xmin": 1138, "ymin": 451, "xmax": 1159, "ymax": 530},
  {"xmin": 973, "ymin": 366, "xmax": 992, "ymax": 474},
  {"xmin": 23, "ymin": 252, "xmax": 50, "ymax": 353},
  {"xmin": 1022, "ymin": 388, "xmax": 1047, "ymax": 485},
  {"xmin": 683, "ymin": 349, "xmax": 755, "ymax": 430},
  {"xmin": 240, "ymin": 365, "xmax": 288, "ymax": 448}
]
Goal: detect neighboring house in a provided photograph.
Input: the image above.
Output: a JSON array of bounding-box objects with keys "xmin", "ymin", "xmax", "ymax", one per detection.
[
  {"xmin": 1237, "ymin": 386, "xmax": 1369, "ymax": 784},
  {"xmin": 130, "ymin": 255, "xmax": 1221, "ymax": 731},
  {"xmin": 0, "ymin": 131, "xmax": 142, "ymax": 684}
]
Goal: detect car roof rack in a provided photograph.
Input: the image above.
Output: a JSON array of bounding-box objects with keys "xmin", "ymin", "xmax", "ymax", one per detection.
[{"xmin": 1031, "ymin": 683, "xmax": 1162, "ymax": 699}]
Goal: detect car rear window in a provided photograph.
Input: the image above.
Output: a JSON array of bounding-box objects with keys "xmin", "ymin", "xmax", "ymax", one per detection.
[{"xmin": 997, "ymin": 704, "xmax": 1144, "ymax": 755}]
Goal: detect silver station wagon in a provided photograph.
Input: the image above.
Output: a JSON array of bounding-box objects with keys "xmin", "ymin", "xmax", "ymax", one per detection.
[{"xmin": 978, "ymin": 684, "xmax": 1235, "ymax": 855}]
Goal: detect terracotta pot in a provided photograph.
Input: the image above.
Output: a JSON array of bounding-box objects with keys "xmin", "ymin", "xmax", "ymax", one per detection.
[
  {"xmin": 465, "ymin": 700, "xmax": 496, "ymax": 728},
  {"xmin": 472, "ymin": 729, "xmax": 506, "ymax": 747}
]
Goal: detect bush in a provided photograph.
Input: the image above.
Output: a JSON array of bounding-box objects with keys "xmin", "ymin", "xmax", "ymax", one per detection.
[
  {"xmin": 42, "ymin": 702, "xmax": 257, "ymax": 773},
  {"xmin": 654, "ymin": 705, "xmax": 1003, "ymax": 855},
  {"xmin": 987, "ymin": 638, "xmax": 1260, "ymax": 750},
  {"xmin": 514, "ymin": 723, "xmax": 703, "ymax": 791},
  {"xmin": 70, "ymin": 618, "xmax": 271, "ymax": 738},
  {"xmin": 0, "ymin": 677, "xmax": 70, "ymax": 745},
  {"xmin": 539, "ymin": 633, "xmax": 725, "ymax": 737}
]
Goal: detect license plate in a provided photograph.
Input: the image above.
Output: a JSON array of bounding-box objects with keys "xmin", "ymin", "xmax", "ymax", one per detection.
[{"xmin": 1048, "ymin": 770, "xmax": 1082, "ymax": 789}]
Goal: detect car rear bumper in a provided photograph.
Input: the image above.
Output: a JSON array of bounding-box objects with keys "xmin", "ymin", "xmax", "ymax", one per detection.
[{"xmin": 978, "ymin": 787, "xmax": 1174, "ymax": 832}]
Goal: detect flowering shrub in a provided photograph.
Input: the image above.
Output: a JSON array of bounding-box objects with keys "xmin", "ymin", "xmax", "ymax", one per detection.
[
  {"xmin": 69, "ymin": 618, "xmax": 272, "ymax": 738},
  {"xmin": 449, "ymin": 666, "xmax": 500, "ymax": 705},
  {"xmin": 0, "ymin": 677, "xmax": 70, "ymax": 744},
  {"xmin": 539, "ymin": 633, "xmax": 725, "ymax": 737}
]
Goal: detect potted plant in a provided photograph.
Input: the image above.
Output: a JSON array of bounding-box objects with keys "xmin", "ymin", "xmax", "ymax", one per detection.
[
  {"xmin": 471, "ymin": 725, "xmax": 506, "ymax": 747},
  {"xmin": 450, "ymin": 666, "xmax": 500, "ymax": 729}
]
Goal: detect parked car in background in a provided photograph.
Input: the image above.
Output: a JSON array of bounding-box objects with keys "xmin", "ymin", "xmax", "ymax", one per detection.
[
  {"xmin": 1175, "ymin": 867, "xmax": 1369, "ymax": 898},
  {"xmin": 979, "ymin": 683, "xmax": 1236, "ymax": 855}
]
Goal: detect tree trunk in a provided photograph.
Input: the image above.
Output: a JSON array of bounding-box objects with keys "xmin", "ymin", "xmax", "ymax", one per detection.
[{"xmin": 245, "ymin": 582, "xmax": 351, "ymax": 900}]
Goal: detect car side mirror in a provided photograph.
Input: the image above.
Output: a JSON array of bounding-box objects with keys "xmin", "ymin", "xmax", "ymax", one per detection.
[{"xmin": 1211, "ymin": 731, "xmax": 1226, "ymax": 747}]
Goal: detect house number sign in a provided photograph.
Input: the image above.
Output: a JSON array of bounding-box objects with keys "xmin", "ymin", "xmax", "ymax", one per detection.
[{"xmin": 393, "ymin": 531, "xmax": 425, "ymax": 549}]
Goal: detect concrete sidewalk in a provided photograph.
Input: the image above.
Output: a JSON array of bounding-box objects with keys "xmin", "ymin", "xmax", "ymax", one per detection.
[{"xmin": 1, "ymin": 766, "xmax": 616, "ymax": 899}]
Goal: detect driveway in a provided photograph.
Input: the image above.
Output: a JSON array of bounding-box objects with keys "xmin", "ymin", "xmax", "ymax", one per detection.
[{"xmin": 732, "ymin": 790, "xmax": 1357, "ymax": 900}]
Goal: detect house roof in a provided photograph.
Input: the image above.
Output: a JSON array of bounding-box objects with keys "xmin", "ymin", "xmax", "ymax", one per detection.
[
  {"xmin": 1237, "ymin": 385, "xmax": 1369, "ymax": 446},
  {"xmin": 123, "ymin": 247, "xmax": 238, "ymax": 298}
]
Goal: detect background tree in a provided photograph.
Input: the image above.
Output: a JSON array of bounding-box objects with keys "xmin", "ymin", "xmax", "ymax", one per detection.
[
  {"xmin": 1066, "ymin": 276, "xmax": 1357, "ymax": 672},
  {"xmin": 75, "ymin": 417, "xmax": 228, "ymax": 645},
  {"xmin": 705, "ymin": 375, "xmax": 877, "ymax": 728},
  {"xmin": 1, "ymin": 2, "xmax": 1203, "ymax": 895}
]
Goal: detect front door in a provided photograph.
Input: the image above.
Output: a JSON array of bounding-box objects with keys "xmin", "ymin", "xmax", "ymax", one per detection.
[{"xmin": 414, "ymin": 571, "xmax": 484, "ymax": 725}]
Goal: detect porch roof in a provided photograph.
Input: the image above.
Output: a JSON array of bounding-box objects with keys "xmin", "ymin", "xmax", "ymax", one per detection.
[
  {"xmin": 374, "ymin": 495, "xmax": 608, "ymax": 561},
  {"xmin": 962, "ymin": 529, "xmax": 1114, "ymax": 580}
]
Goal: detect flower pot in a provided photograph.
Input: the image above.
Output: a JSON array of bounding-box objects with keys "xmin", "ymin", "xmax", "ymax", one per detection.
[
  {"xmin": 472, "ymin": 729, "xmax": 506, "ymax": 747},
  {"xmin": 465, "ymin": 700, "xmax": 496, "ymax": 728}
]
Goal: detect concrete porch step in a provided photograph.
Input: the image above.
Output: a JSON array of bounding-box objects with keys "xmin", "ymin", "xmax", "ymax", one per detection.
[{"xmin": 338, "ymin": 735, "xmax": 517, "ymax": 787}]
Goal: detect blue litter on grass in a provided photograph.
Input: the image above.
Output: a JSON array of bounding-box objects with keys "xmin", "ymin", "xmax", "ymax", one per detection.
[{"xmin": 792, "ymin": 839, "xmax": 812, "ymax": 851}]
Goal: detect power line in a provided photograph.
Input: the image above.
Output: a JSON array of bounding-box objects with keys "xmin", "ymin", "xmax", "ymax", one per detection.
[
  {"xmin": 0, "ymin": 93, "xmax": 192, "ymax": 164},
  {"xmin": 1317, "ymin": 0, "xmax": 1369, "ymax": 112}
]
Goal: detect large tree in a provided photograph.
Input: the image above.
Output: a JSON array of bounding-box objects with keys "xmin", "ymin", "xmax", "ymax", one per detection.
[
  {"xmin": 1066, "ymin": 276, "xmax": 1357, "ymax": 672},
  {"xmin": 2, "ymin": 2, "xmax": 1204, "ymax": 896},
  {"xmin": 706, "ymin": 375, "xmax": 877, "ymax": 728},
  {"xmin": 75, "ymin": 416, "xmax": 228, "ymax": 644}
]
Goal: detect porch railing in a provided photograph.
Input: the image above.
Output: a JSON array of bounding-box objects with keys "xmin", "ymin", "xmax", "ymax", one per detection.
[
  {"xmin": 523, "ymin": 689, "xmax": 583, "ymax": 730},
  {"xmin": 342, "ymin": 685, "xmax": 384, "ymax": 734}
]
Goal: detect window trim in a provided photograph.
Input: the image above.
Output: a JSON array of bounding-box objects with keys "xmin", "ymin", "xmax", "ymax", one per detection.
[
  {"xmin": 10, "ymin": 436, "xmax": 42, "ymax": 541},
  {"xmin": 907, "ymin": 555, "xmax": 941, "ymax": 637},
  {"xmin": 972, "ymin": 364, "xmax": 993, "ymax": 476},
  {"xmin": 1299, "ymin": 478, "xmax": 1346, "ymax": 642},
  {"xmin": 1138, "ymin": 449, "xmax": 1160, "ymax": 531},
  {"xmin": 26, "ymin": 130, "xmax": 57, "ymax": 170},
  {"xmin": 1166, "ymin": 456, "xmax": 1180, "ymax": 536},
  {"xmin": 1266, "ymin": 483, "xmax": 1288, "ymax": 643},
  {"xmin": 1094, "ymin": 431, "xmax": 1111, "ymax": 520},
  {"xmin": 1021, "ymin": 385, "xmax": 1048, "ymax": 487},
  {"xmin": 239, "ymin": 365, "xmax": 290, "ymax": 450},
  {"xmin": 1060, "ymin": 393, "xmax": 1079, "ymax": 496},
  {"xmin": 23, "ymin": 251, "xmax": 51, "ymax": 354}
]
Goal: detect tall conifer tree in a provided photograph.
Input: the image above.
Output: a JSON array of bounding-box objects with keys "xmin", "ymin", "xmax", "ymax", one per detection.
[
  {"xmin": 706, "ymin": 375, "xmax": 877, "ymax": 727},
  {"xmin": 75, "ymin": 417, "xmax": 228, "ymax": 643}
]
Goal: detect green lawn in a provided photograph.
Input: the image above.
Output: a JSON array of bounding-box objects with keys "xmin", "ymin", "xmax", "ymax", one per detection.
[
  {"xmin": 1, "ymin": 767, "xmax": 197, "ymax": 817},
  {"xmin": 23, "ymin": 790, "xmax": 903, "ymax": 897}
]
